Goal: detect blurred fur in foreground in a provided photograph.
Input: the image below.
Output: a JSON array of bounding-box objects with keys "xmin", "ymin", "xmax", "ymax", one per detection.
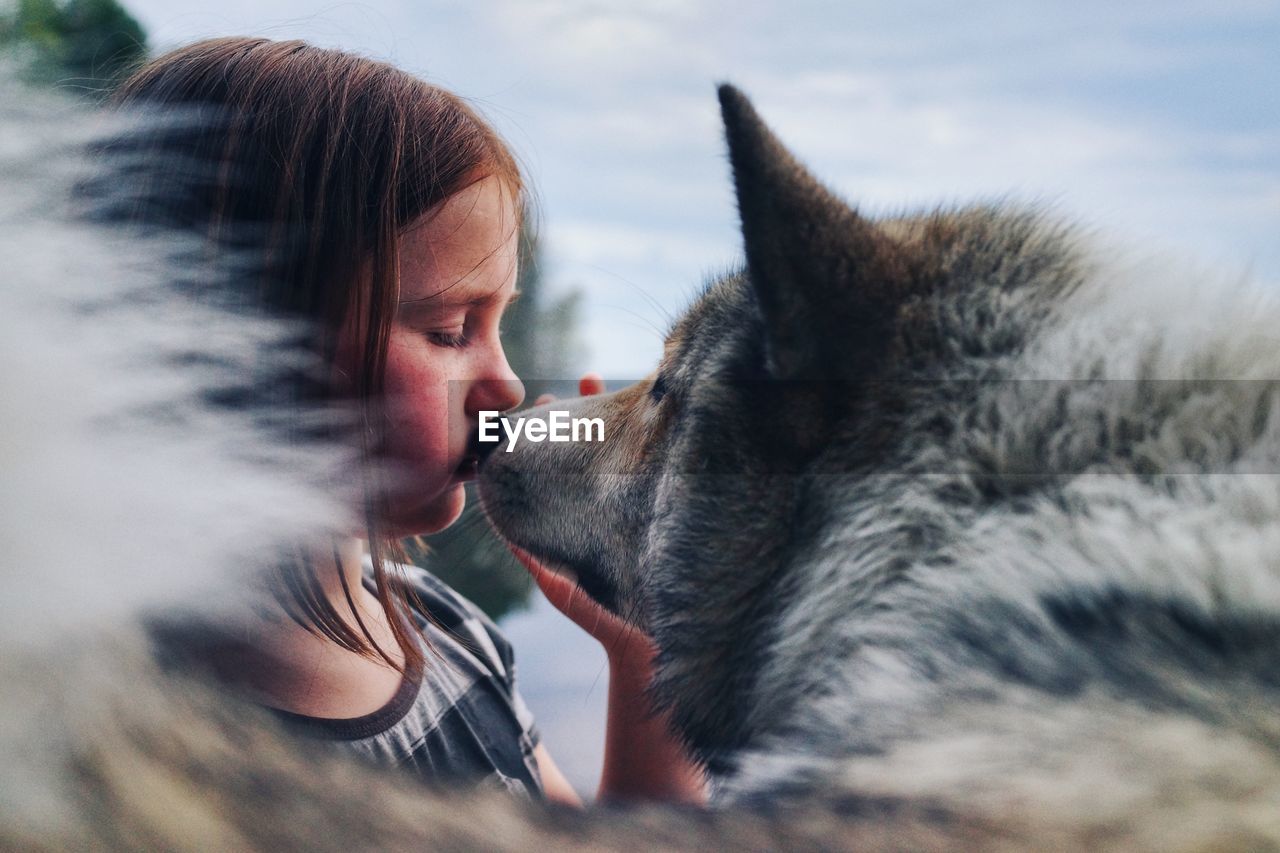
[{"xmin": 3, "ymin": 77, "xmax": 1278, "ymax": 851}]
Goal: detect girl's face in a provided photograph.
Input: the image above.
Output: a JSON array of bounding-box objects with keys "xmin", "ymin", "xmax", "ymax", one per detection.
[{"xmin": 340, "ymin": 175, "xmax": 525, "ymax": 536}]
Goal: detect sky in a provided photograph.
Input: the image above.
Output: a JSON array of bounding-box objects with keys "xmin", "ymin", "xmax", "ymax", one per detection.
[{"xmin": 121, "ymin": 0, "xmax": 1280, "ymax": 378}]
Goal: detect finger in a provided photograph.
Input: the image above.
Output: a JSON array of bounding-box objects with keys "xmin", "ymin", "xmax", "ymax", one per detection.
[
  {"xmin": 509, "ymin": 546, "xmax": 579, "ymax": 611},
  {"xmin": 506, "ymin": 544, "xmax": 651, "ymax": 654},
  {"xmin": 534, "ymin": 393, "xmax": 556, "ymax": 406},
  {"xmin": 579, "ymin": 373, "xmax": 605, "ymax": 397},
  {"xmin": 534, "ymin": 565, "xmax": 578, "ymax": 612},
  {"xmin": 510, "ymin": 546, "xmax": 621, "ymax": 633}
]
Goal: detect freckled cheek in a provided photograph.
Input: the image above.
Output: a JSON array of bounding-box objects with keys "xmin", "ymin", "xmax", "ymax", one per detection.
[{"xmin": 380, "ymin": 343, "xmax": 465, "ymax": 476}]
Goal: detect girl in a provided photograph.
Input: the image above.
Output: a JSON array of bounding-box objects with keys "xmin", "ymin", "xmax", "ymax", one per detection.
[{"xmin": 113, "ymin": 36, "xmax": 704, "ymax": 805}]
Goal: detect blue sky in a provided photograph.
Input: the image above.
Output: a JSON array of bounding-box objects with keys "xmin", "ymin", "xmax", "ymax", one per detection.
[{"xmin": 124, "ymin": 0, "xmax": 1280, "ymax": 377}]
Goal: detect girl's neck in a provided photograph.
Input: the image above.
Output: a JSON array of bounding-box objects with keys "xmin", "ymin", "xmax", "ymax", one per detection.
[
  {"xmin": 207, "ymin": 537, "xmax": 410, "ymax": 719},
  {"xmin": 310, "ymin": 536, "xmax": 373, "ymax": 606}
]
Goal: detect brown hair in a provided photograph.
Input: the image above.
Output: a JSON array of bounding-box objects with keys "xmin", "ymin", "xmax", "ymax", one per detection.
[{"xmin": 112, "ymin": 36, "xmax": 525, "ymax": 672}]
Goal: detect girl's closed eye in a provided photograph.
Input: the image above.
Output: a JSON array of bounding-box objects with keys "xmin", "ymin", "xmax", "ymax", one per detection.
[{"xmin": 424, "ymin": 328, "xmax": 469, "ymax": 348}]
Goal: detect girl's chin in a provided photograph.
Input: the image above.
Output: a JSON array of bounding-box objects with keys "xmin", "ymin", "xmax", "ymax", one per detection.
[{"xmin": 383, "ymin": 480, "xmax": 467, "ymax": 538}]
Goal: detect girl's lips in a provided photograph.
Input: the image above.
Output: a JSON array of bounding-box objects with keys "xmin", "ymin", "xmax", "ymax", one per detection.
[{"xmin": 454, "ymin": 454, "xmax": 479, "ymax": 481}]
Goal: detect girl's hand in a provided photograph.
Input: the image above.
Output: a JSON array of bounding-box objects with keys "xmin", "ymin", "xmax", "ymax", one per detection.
[
  {"xmin": 508, "ymin": 544, "xmax": 654, "ymax": 665},
  {"xmin": 514, "ymin": 536, "xmax": 706, "ymax": 804}
]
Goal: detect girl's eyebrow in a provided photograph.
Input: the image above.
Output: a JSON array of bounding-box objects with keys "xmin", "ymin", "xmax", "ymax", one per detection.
[{"xmin": 398, "ymin": 288, "xmax": 522, "ymax": 309}]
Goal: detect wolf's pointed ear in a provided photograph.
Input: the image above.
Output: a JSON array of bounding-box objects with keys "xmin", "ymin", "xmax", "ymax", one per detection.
[{"xmin": 719, "ymin": 84, "xmax": 909, "ymax": 379}]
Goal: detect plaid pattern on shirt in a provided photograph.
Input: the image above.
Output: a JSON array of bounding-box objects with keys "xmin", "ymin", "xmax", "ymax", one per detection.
[{"xmin": 273, "ymin": 561, "xmax": 544, "ymax": 799}]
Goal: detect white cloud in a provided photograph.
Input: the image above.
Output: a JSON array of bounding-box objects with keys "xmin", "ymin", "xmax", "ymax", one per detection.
[
  {"xmin": 482, "ymin": 0, "xmax": 704, "ymax": 79},
  {"xmin": 550, "ymin": 219, "xmax": 735, "ymax": 271}
]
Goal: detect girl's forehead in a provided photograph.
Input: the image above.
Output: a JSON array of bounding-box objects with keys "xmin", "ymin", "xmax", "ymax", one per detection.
[{"xmin": 398, "ymin": 176, "xmax": 518, "ymax": 304}]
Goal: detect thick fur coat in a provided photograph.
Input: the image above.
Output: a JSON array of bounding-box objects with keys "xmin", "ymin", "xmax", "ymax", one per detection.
[{"xmin": 479, "ymin": 87, "xmax": 1280, "ymax": 846}]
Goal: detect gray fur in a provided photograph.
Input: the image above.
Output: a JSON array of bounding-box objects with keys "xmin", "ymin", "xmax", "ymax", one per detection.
[{"xmin": 480, "ymin": 84, "xmax": 1280, "ymax": 842}]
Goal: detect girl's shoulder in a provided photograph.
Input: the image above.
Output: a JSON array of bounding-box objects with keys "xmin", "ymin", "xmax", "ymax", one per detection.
[{"xmin": 363, "ymin": 557, "xmax": 517, "ymax": 683}]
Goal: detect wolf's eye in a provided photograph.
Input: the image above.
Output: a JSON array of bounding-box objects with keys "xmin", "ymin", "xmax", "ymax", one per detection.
[{"xmin": 649, "ymin": 374, "xmax": 668, "ymax": 403}]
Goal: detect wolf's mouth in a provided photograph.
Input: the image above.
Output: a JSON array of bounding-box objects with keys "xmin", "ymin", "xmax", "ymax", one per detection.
[
  {"xmin": 490, "ymin": 526, "xmax": 621, "ymax": 614},
  {"xmin": 476, "ymin": 457, "xmax": 623, "ymax": 614},
  {"xmin": 548, "ymin": 555, "xmax": 618, "ymax": 614},
  {"xmin": 540, "ymin": 561, "xmax": 578, "ymax": 585}
]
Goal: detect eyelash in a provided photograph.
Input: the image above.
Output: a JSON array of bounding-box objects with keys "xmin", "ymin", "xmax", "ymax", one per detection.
[{"xmin": 425, "ymin": 330, "xmax": 469, "ymax": 349}]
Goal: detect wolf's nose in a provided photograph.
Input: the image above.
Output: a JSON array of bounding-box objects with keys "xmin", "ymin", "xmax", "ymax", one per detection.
[{"xmin": 474, "ymin": 414, "xmax": 512, "ymax": 463}]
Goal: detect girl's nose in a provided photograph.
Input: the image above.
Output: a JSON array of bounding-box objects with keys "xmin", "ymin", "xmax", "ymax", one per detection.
[{"xmin": 466, "ymin": 346, "xmax": 524, "ymax": 416}]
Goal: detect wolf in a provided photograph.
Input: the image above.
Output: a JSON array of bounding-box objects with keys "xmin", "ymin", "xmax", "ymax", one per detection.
[{"xmin": 479, "ymin": 85, "xmax": 1280, "ymax": 846}]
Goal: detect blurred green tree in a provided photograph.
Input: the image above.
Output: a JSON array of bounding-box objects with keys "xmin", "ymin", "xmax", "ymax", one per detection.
[
  {"xmin": 406, "ymin": 221, "xmax": 584, "ymax": 620},
  {"xmin": 0, "ymin": 0, "xmax": 148, "ymax": 92}
]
